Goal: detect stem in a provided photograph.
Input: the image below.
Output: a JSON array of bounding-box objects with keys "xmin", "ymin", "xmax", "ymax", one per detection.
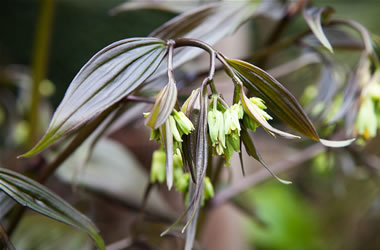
[
  {"xmin": 173, "ymin": 38, "xmax": 216, "ymax": 80},
  {"xmin": 29, "ymin": 0, "xmax": 55, "ymax": 147},
  {"xmin": 167, "ymin": 40, "xmax": 176, "ymax": 83},
  {"xmin": 210, "ymin": 143, "xmax": 324, "ymax": 208},
  {"xmin": 329, "ymin": 18, "xmax": 379, "ymax": 67},
  {"xmin": 329, "ymin": 19, "xmax": 373, "ymax": 55}
]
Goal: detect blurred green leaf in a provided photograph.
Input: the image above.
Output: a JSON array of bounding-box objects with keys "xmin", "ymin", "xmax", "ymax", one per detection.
[
  {"xmin": 12, "ymin": 215, "xmax": 91, "ymax": 250},
  {"xmin": 303, "ymin": 7, "xmax": 335, "ymax": 53},
  {"xmin": 0, "ymin": 168, "xmax": 104, "ymax": 250},
  {"xmin": 242, "ymin": 182, "xmax": 324, "ymax": 250},
  {"xmin": 22, "ymin": 38, "xmax": 168, "ymax": 157}
]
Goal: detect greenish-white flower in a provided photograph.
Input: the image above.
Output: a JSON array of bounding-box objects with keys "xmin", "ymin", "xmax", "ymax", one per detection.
[
  {"xmin": 150, "ymin": 149, "xmax": 166, "ymax": 183},
  {"xmin": 173, "ymin": 110, "xmax": 194, "ymax": 135},
  {"xmin": 224, "ymin": 104, "xmax": 243, "ymax": 136},
  {"xmin": 356, "ymin": 97, "xmax": 378, "ymax": 139},
  {"xmin": 208, "ymin": 108, "xmax": 225, "ymax": 154},
  {"xmin": 175, "ymin": 173, "xmax": 190, "ymax": 193}
]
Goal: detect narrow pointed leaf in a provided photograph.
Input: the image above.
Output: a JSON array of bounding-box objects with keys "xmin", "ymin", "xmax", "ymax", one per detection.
[
  {"xmin": 0, "ymin": 168, "xmax": 104, "ymax": 250},
  {"xmin": 184, "ymin": 181, "xmax": 201, "ymax": 250},
  {"xmin": 303, "ymin": 7, "xmax": 334, "ymax": 53},
  {"xmin": 320, "ymin": 138, "xmax": 355, "ymax": 147},
  {"xmin": 22, "ymin": 38, "xmax": 168, "ymax": 157},
  {"xmin": 241, "ymin": 129, "xmax": 292, "ymax": 184},
  {"xmin": 110, "ymin": 0, "xmax": 193, "ymax": 15},
  {"xmin": 160, "ymin": 120, "xmax": 174, "ymax": 190},
  {"xmin": 146, "ymin": 76, "xmax": 177, "ymax": 129},
  {"xmin": 160, "ymin": 84, "xmax": 208, "ymax": 239},
  {"xmin": 228, "ymin": 59, "xmax": 354, "ymax": 147},
  {"xmin": 182, "ymin": 89, "xmax": 200, "ymax": 183},
  {"xmin": 227, "ymin": 58, "xmax": 319, "ymax": 141}
]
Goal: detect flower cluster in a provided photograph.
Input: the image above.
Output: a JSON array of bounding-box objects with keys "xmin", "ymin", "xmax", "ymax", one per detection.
[
  {"xmin": 147, "ymin": 91, "xmax": 271, "ymax": 202},
  {"xmin": 148, "ymin": 107, "xmax": 215, "ymax": 203},
  {"xmin": 150, "ymin": 147, "xmax": 215, "ymax": 204},
  {"xmin": 208, "ymin": 95, "xmax": 271, "ymax": 164}
]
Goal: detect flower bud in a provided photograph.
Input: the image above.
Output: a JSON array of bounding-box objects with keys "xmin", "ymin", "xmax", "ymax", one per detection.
[
  {"xmin": 250, "ymin": 97, "xmax": 267, "ymax": 110},
  {"xmin": 181, "ymin": 88, "xmax": 200, "ymax": 115},
  {"xmin": 173, "ymin": 110, "xmax": 194, "ymax": 135},
  {"xmin": 169, "ymin": 116, "xmax": 182, "ymax": 142},
  {"xmin": 249, "ymin": 97, "xmax": 272, "ymax": 120}
]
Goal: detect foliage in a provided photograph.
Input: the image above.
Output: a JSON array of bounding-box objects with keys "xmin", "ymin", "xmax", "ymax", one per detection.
[{"xmin": 1, "ymin": 0, "xmax": 380, "ymax": 250}]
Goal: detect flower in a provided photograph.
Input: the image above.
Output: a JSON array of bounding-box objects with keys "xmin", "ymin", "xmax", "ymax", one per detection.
[
  {"xmin": 173, "ymin": 110, "xmax": 195, "ymax": 135},
  {"xmin": 150, "ymin": 149, "xmax": 166, "ymax": 183}
]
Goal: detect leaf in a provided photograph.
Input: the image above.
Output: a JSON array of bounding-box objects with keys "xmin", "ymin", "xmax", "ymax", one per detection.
[
  {"xmin": 303, "ymin": 7, "xmax": 334, "ymax": 53},
  {"xmin": 241, "ymin": 129, "xmax": 291, "ymax": 185},
  {"xmin": 12, "ymin": 215, "xmax": 91, "ymax": 250},
  {"xmin": 145, "ymin": 75, "xmax": 177, "ymax": 129},
  {"xmin": 227, "ymin": 58, "xmax": 319, "ymax": 141},
  {"xmin": 0, "ymin": 168, "xmax": 105, "ymax": 250},
  {"xmin": 148, "ymin": 2, "xmax": 259, "ymax": 79},
  {"xmin": 21, "ymin": 38, "xmax": 168, "ymax": 157},
  {"xmin": 109, "ymin": 0, "xmax": 193, "ymax": 15},
  {"xmin": 160, "ymin": 84, "xmax": 208, "ymax": 240},
  {"xmin": 184, "ymin": 84, "xmax": 209, "ymax": 250},
  {"xmin": 160, "ymin": 120, "xmax": 174, "ymax": 190},
  {"xmin": 227, "ymin": 58, "xmax": 354, "ymax": 147},
  {"xmin": 182, "ymin": 89, "xmax": 201, "ymax": 183},
  {"xmin": 184, "ymin": 182, "xmax": 201, "ymax": 250}
]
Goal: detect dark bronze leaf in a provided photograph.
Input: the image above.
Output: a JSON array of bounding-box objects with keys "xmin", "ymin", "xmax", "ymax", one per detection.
[
  {"xmin": 227, "ymin": 58, "xmax": 355, "ymax": 147},
  {"xmin": 0, "ymin": 168, "xmax": 104, "ymax": 250},
  {"xmin": 22, "ymin": 38, "xmax": 168, "ymax": 157},
  {"xmin": 303, "ymin": 6, "xmax": 335, "ymax": 53},
  {"xmin": 227, "ymin": 58, "xmax": 319, "ymax": 140}
]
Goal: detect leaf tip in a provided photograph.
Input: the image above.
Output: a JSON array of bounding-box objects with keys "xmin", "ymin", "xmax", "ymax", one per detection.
[{"xmin": 320, "ymin": 138, "xmax": 356, "ymax": 147}]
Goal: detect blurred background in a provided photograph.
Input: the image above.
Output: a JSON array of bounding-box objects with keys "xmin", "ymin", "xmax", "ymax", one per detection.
[{"xmin": 1, "ymin": 0, "xmax": 380, "ymax": 249}]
